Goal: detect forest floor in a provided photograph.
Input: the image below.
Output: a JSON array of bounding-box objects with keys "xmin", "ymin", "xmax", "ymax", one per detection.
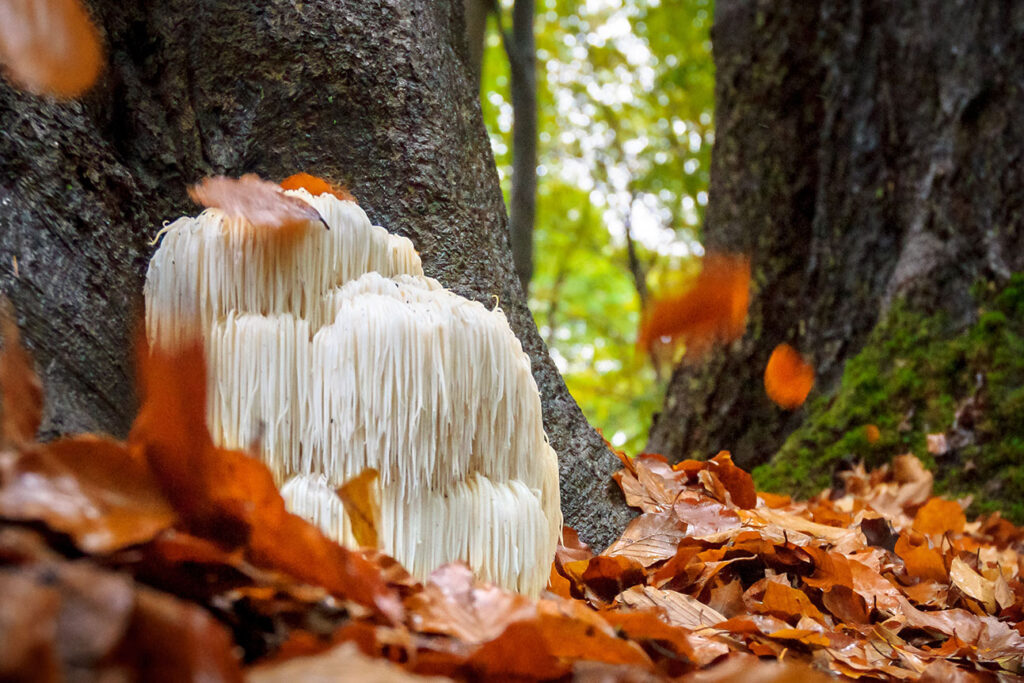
[{"xmin": 1, "ymin": 320, "xmax": 1023, "ymax": 681}]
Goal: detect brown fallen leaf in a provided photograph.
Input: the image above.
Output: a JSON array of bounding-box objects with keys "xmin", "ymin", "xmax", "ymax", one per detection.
[
  {"xmin": 0, "ymin": 0, "xmax": 104, "ymax": 97},
  {"xmin": 0, "ymin": 435, "xmax": 177, "ymax": 553},
  {"xmin": 615, "ymin": 585, "xmax": 728, "ymax": 630},
  {"xmin": 949, "ymin": 556, "xmax": 996, "ymax": 614},
  {"xmin": 913, "ymin": 497, "xmax": 966, "ymax": 537}
]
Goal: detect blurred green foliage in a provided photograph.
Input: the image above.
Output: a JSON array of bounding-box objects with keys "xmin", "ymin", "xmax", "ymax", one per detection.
[{"xmin": 479, "ymin": 0, "xmax": 715, "ymax": 452}]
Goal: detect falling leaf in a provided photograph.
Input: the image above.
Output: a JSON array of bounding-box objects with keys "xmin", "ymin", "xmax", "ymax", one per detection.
[
  {"xmin": 764, "ymin": 343, "xmax": 815, "ymax": 410},
  {"xmin": 337, "ymin": 468, "xmax": 380, "ymax": 549},
  {"xmin": 188, "ymin": 175, "xmax": 327, "ymax": 237},
  {"xmin": 637, "ymin": 253, "xmax": 750, "ymax": 358},
  {"xmin": 279, "ymin": 172, "xmax": 356, "ymax": 202},
  {"xmin": 865, "ymin": 424, "xmax": 881, "ymax": 444},
  {"xmin": 0, "ymin": 0, "xmax": 103, "ymax": 98},
  {"xmin": 0, "ymin": 301, "xmax": 42, "ymax": 446}
]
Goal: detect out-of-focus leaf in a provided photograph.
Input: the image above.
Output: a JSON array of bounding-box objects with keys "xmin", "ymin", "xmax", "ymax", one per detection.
[
  {"xmin": 0, "ymin": 436, "xmax": 176, "ymax": 553},
  {"xmin": 913, "ymin": 498, "xmax": 966, "ymax": 537},
  {"xmin": 279, "ymin": 172, "xmax": 356, "ymax": 202},
  {"xmin": 0, "ymin": 0, "xmax": 103, "ymax": 97},
  {"xmin": 764, "ymin": 343, "xmax": 815, "ymax": 410},
  {"xmin": 248, "ymin": 641, "xmax": 444, "ymax": 682},
  {"xmin": 189, "ymin": 175, "xmax": 326, "ymax": 237},
  {"xmin": 637, "ymin": 253, "xmax": 750, "ymax": 358},
  {"xmin": 336, "ymin": 468, "xmax": 380, "ymax": 549},
  {"xmin": 0, "ymin": 302, "xmax": 42, "ymax": 446},
  {"xmin": 407, "ymin": 564, "xmax": 535, "ymax": 644}
]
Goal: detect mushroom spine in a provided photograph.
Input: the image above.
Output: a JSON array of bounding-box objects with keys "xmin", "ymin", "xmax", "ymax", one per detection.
[{"xmin": 145, "ymin": 186, "xmax": 561, "ymax": 596}]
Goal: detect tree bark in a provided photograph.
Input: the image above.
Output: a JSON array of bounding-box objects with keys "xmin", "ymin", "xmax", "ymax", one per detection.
[
  {"xmin": 648, "ymin": 1, "xmax": 1024, "ymax": 469},
  {"xmin": 507, "ymin": 0, "xmax": 537, "ymax": 294},
  {"xmin": 0, "ymin": 0, "xmax": 632, "ymax": 548}
]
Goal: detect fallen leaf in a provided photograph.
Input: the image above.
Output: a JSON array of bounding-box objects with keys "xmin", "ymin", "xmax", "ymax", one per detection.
[
  {"xmin": 615, "ymin": 585, "xmax": 727, "ymax": 630},
  {"xmin": 279, "ymin": 172, "xmax": 356, "ymax": 202},
  {"xmin": 895, "ymin": 534, "xmax": 947, "ymax": 584},
  {"xmin": 637, "ymin": 253, "xmax": 750, "ymax": 358},
  {"xmin": 925, "ymin": 433, "xmax": 949, "ymax": 456},
  {"xmin": 248, "ymin": 641, "xmax": 442, "ymax": 682},
  {"xmin": 0, "ymin": 0, "xmax": 103, "ymax": 97},
  {"xmin": 189, "ymin": 175, "xmax": 327, "ymax": 236},
  {"xmin": 0, "ymin": 301, "xmax": 42, "ymax": 446},
  {"xmin": 949, "ymin": 557, "xmax": 996, "ymax": 613},
  {"xmin": 913, "ymin": 497, "xmax": 966, "ymax": 537},
  {"xmin": 0, "ymin": 436, "xmax": 176, "ymax": 553},
  {"xmin": 703, "ymin": 451, "xmax": 757, "ymax": 509},
  {"xmin": 336, "ymin": 468, "xmax": 380, "ymax": 549},
  {"xmin": 764, "ymin": 343, "xmax": 814, "ymax": 410},
  {"xmin": 603, "ymin": 512, "xmax": 688, "ymax": 567}
]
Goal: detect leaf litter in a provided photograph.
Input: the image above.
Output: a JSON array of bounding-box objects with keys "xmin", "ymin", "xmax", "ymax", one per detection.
[{"xmin": 1, "ymin": 311, "xmax": 1023, "ymax": 680}]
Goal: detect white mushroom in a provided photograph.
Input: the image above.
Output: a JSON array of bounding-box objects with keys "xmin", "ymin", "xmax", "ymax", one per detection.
[{"xmin": 145, "ymin": 184, "xmax": 561, "ymax": 596}]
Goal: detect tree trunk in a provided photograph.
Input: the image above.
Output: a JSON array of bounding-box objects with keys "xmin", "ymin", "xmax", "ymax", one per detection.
[
  {"xmin": 648, "ymin": 1, "xmax": 1024, "ymax": 469},
  {"xmin": 0, "ymin": 0, "xmax": 632, "ymax": 548}
]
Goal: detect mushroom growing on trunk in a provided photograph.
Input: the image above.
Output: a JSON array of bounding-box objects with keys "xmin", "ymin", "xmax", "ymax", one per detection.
[{"xmin": 145, "ymin": 181, "xmax": 561, "ymax": 596}]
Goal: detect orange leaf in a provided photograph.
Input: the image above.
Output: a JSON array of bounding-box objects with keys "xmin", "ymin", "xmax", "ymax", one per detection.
[
  {"xmin": 895, "ymin": 533, "xmax": 947, "ymax": 583},
  {"xmin": 0, "ymin": 435, "xmax": 176, "ymax": 553},
  {"xmin": 705, "ymin": 451, "xmax": 757, "ymax": 509},
  {"xmin": 755, "ymin": 580, "xmax": 826, "ymax": 624},
  {"xmin": 0, "ymin": 0, "xmax": 103, "ymax": 98},
  {"xmin": 764, "ymin": 343, "xmax": 814, "ymax": 410},
  {"xmin": 637, "ymin": 253, "xmax": 750, "ymax": 358},
  {"xmin": 913, "ymin": 497, "xmax": 966, "ymax": 537},
  {"xmin": 188, "ymin": 174, "xmax": 326, "ymax": 237},
  {"xmin": 280, "ymin": 172, "xmax": 356, "ymax": 202},
  {"xmin": 0, "ymin": 302, "xmax": 42, "ymax": 446},
  {"xmin": 336, "ymin": 468, "xmax": 380, "ymax": 549},
  {"xmin": 865, "ymin": 424, "xmax": 881, "ymax": 444}
]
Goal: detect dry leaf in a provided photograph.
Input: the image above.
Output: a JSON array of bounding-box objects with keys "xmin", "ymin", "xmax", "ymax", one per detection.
[
  {"xmin": 279, "ymin": 172, "xmax": 356, "ymax": 202},
  {"xmin": 913, "ymin": 498, "xmax": 966, "ymax": 537},
  {"xmin": 0, "ymin": 301, "xmax": 42, "ymax": 446},
  {"xmin": 188, "ymin": 175, "xmax": 327, "ymax": 236},
  {"xmin": 637, "ymin": 253, "xmax": 750, "ymax": 358},
  {"xmin": 764, "ymin": 343, "xmax": 814, "ymax": 410},
  {"xmin": 337, "ymin": 468, "xmax": 380, "ymax": 549},
  {"xmin": 0, "ymin": 0, "xmax": 103, "ymax": 97},
  {"xmin": 0, "ymin": 436, "xmax": 176, "ymax": 553},
  {"xmin": 949, "ymin": 557, "xmax": 996, "ymax": 613},
  {"xmin": 615, "ymin": 585, "xmax": 727, "ymax": 630}
]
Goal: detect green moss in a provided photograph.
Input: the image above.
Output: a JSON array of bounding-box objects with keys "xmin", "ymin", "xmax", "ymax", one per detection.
[{"xmin": 753, "ymin": 274, "xmax": 1024, "ymax": 522}]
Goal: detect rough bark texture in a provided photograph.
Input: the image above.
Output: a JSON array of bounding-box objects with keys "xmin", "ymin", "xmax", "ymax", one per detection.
[
  {"xmin": 648, "ymin": 1, "xmax": 1024, "ymax": 469},
  {"xmin": 0, "ymin": 0, "xmax": 632, "ymax": 548}
]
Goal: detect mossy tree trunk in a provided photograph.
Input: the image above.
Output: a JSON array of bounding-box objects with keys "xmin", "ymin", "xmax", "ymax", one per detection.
[
  {"xmin": 0, "ymin": 0, "xmax": 632, "ymax": 548},
  {"xmin": 648, "ymin": 1, "xmax": 1024, "ymax": 470}
]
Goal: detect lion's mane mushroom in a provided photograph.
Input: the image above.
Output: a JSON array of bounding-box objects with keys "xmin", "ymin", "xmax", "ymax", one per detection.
[{"xmin": 145, "ymin": 182, "xmax": 561, "ymax": 596}]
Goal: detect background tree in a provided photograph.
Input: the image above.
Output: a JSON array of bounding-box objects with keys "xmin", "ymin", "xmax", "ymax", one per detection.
[
  {"xmin": 0, "ymin": 0, "xmax": 633, "ymax": 547},
  {"xmin": 480, "ymin": 0, "xmax": 715, "ymax": 454},
  {"xmin": 647, "ymin": 2, "xmax": 1024, "ymax": 513}
]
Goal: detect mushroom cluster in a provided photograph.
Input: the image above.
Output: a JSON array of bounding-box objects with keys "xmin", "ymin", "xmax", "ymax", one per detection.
[{"xmin": 145, "ymin": 186, "xmax": 561, "ymax": 595}]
